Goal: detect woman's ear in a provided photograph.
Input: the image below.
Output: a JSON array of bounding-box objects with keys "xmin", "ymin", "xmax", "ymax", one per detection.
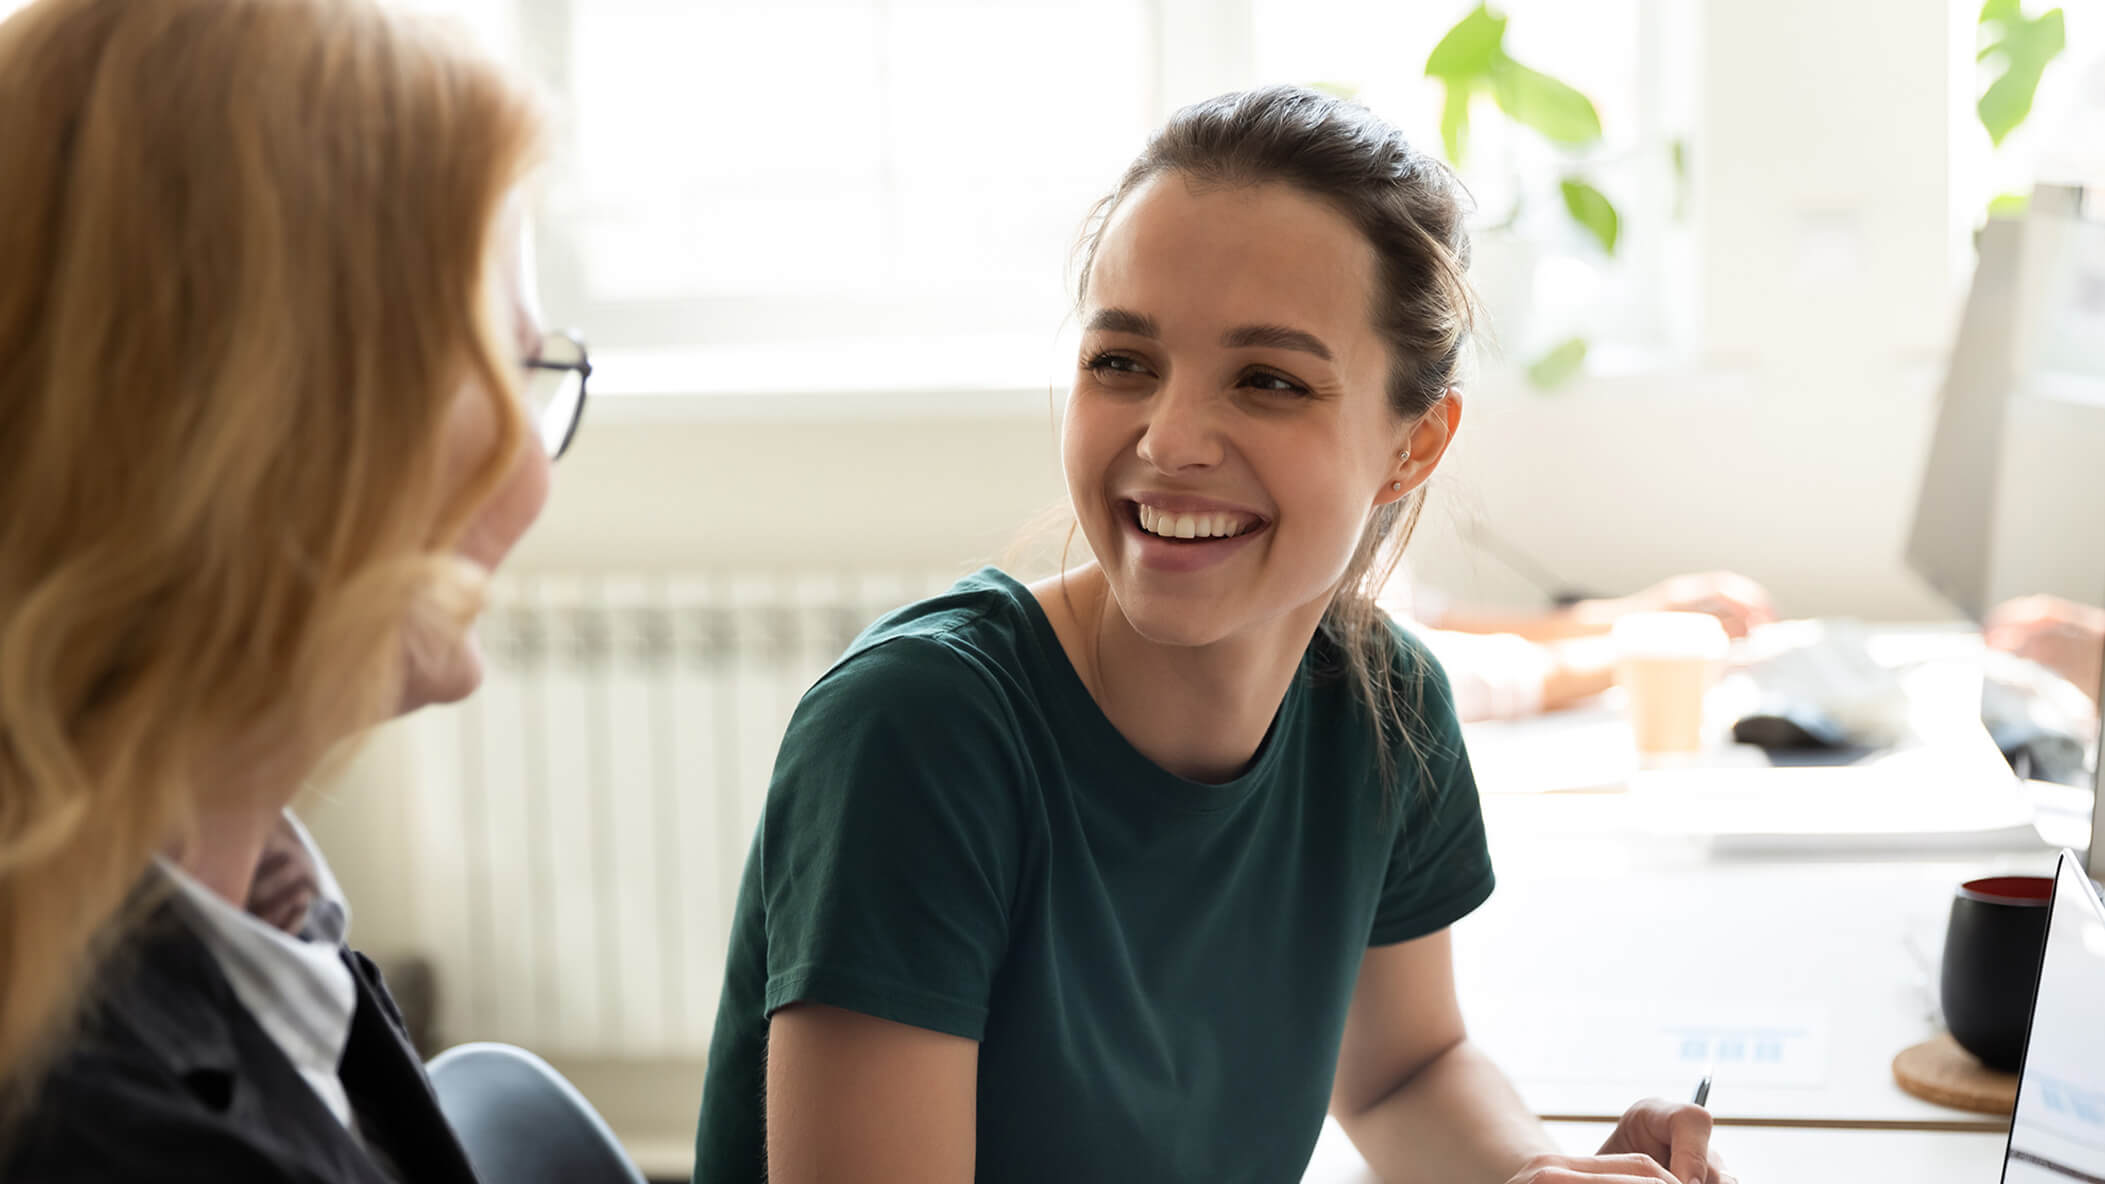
[{"xmin": 1374, "ymin": 388, "xmax": 1463, "ymax": 506}]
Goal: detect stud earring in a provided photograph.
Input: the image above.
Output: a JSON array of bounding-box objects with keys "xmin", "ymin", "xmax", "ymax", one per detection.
[
  {"xmin": 1398, "ymin": 448, "xmax": 1411, "ymax": 463},
  {"xmin": 1389, "ymin": 481, "xmax": 1403, "ymax": 491}
]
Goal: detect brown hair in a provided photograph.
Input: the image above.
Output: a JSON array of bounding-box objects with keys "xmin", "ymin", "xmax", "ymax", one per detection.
[
  {"xmin": 1074, "ymin": 85, "xmax": 1477, "ymax": 790},
  {"xmin": 0, "ymin": 0, "xmax": 543, "ymax": 1122}
]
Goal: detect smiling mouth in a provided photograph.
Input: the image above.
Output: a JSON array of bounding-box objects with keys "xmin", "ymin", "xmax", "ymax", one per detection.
[{"xmin": 1129, "ymin": 501, "xmax": 1266, "ymax": 541}]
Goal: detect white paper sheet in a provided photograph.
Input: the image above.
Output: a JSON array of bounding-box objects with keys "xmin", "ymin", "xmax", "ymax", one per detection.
[{"xmin": 1466, "ymin": 998, "xmax": 1832, "ymax": 1093}]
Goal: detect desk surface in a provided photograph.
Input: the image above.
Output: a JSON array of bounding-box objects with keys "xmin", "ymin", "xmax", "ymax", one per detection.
[
  {"xmin": 1454, "ymin": 793, "xmax": 2049, "ymax": 1129},
  {"xmin": 1302, "ymin": 1116, "xmax": 2011, "ymax": 1184},
  {"xmin": 1440, "ymin": 626, "xmax": 2072, "ymax": 1132}
]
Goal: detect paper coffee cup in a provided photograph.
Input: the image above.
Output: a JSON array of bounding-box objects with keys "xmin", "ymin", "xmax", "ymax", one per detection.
[{"xmin": 1612, "ymin": 611, "xmax": 1730, "ymax": 757}]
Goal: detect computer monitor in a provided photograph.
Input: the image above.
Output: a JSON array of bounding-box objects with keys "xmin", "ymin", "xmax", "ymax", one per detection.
[
  {"xmin": 1905, "ymin": 183, "xmax": 2105, "ymax": 868},
  {"xmin": 1906, "ymin": 183, "xmax": 2105, "ymax": 623},
  {"xmin": 2001, "ymin": 850, "xmax": 2105, "ymax": 1183},
  {"xmin": 1904, "ymin": 211, "xmax": 2026, "ymax": 623}
]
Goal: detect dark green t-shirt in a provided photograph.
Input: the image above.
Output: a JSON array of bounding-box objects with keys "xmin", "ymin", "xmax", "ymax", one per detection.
[{"xmin": 693, "ymin": 568, "xmax": 1493, "ymax": 1182}]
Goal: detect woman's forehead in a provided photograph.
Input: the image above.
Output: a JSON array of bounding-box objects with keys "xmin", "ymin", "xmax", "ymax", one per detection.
[{"xmin": 1086, "ymin": 176, "xmax": 1381, "ymax": 345}]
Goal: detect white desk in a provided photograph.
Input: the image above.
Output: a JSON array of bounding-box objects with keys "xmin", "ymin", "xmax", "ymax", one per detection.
[
  {"xmin": 1444, "ymin": 793, "xmax": 2055, "ymax": 1130},
  {"xmin": 1297, "ymin": 767, "xmax": 2043, "ymax": 1179},
  {"xmin": 1435, "ymin": 629, "xmax": 2061, "ymax": 1132},
  {"xmin": 1302, "ymin": 1115, "xmax": 2011, "ymax": 1184}
]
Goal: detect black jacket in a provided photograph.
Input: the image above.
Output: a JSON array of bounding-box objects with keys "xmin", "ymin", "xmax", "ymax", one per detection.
[{"xmin": 2, "ymin": 910, "xmax": 480, "ymax": 1183}]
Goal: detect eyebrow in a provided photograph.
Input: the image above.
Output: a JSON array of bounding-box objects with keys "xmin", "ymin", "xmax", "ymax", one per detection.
[
  {"xmin": 1222, "ymin": 323, "xmax": 1334, "ymax": 362},
  {"xmin": 1085, "ymin": 307, "xmax": 1159, "ymax": 338},
  {"xmin": 1084, "ymin": 308, "xmax": 1335, "ymax": 363}
]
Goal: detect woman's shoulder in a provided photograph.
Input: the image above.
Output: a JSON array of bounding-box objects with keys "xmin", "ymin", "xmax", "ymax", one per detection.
[
  {"xmin": 767, "ymin": 574, "xmax": 1047, "ymax": 836},
  {"xmin": 1306, "ymin": 612, "xmax": 1458, "ymax": 714},
  {"xmin": 815, "ymin": 567, "xmax": 1049, "ymax": 716},
  {"xmin": 1295, "ymin": 612, "xmax": 1468, "ymax": 800},
  {"xmin": 4, "ymin": 919, "xmax": 309, "ymax": 1181}
]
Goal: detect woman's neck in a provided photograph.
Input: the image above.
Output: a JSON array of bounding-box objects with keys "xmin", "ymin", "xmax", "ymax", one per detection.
[
  {"xmin": 168, "ymin": 744, "xmax": 310, "ymax": 908},
  {"xmin": 1034, "ymin": 565, "xmax": 1324, "ymax": 784},
  {"xmin": 171, "ymin": 806, "xmax": 281, "ymax": 907}
]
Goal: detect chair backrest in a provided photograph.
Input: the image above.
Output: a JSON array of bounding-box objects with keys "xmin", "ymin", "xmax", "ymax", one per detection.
[{"xmin": 426, "ymin": 1042, "xmax": 650, "ymax": 1184}]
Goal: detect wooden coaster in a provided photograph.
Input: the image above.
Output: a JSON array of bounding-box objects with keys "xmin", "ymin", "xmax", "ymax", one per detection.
[{"xmin": 1893, "ymin": 1032, "xmax": 2020, "ymax": 1115}]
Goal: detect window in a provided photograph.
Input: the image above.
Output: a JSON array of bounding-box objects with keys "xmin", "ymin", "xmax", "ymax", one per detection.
[
  {"xmin": 394, "ymin": 0, "xmax": 1690, "ymax": 384},
  {"xmin": 507, "ymin": 0, "xmax": 1693, "ymax": 382},
  {"xmin": 529, "ymin": 0, "xmax": 1155, "ymax": 365}
]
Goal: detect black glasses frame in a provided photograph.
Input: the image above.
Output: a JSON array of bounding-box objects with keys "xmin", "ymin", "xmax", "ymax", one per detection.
[{"xmin": 523, "ymin": 330, "xmax": 591, "ymax": 460}]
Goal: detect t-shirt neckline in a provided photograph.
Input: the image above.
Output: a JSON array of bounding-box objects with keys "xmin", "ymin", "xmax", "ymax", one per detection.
[{"xmin": 974, "ymin": 566, "xmax": 1301, "ymax": 813}]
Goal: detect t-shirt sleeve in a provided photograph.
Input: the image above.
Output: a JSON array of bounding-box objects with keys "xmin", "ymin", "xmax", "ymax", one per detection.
[
  {"xmin": 759, "ymin": 636, "xmax": 1026, "ymax": 1042},
  {"xmin": 1368, "ymin": 626, "xmax": 1496, "ymax": 946}
]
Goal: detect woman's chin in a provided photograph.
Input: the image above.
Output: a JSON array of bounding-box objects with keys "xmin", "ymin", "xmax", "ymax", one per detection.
[{"xmin": 396, "ymin": 630, "xmax": 486, "ymax": 716}]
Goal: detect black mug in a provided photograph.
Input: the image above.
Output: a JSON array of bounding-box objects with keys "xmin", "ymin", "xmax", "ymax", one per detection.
[{"xmin": 1940, "ymin": 874, "xmax": 2052, "ymax": 1073}]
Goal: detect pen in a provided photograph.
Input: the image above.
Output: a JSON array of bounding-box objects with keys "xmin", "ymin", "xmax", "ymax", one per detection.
[{"xmin": 1692, "ymin": 1070, "xmax": 1712, "ymax": 1108}]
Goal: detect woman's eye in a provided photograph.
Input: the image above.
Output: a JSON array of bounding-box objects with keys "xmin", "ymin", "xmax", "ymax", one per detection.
[
  {"xmin": 1083, "ymin": 351, "xmax": 1149, "ymax": 377},
  {"xmin": 1242, "ymin": 369, "xmax": 1310, "ymax": 396}
]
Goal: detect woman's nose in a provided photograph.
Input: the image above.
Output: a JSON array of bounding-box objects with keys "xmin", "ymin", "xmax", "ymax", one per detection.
[{"xmin": 1134, "ymin": 381, "xmax": 1223, "ymax": 473}]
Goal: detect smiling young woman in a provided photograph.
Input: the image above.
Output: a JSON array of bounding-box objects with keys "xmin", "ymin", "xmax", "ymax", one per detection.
[{"xmin": 694, "ymin": 86, "xmax": 1732, "ymax": 1184}]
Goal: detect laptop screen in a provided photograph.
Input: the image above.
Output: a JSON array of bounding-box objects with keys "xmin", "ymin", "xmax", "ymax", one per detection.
[{"xmin": 2004, "ymin": 850, "xmax": 2105, "ymax": 1183}]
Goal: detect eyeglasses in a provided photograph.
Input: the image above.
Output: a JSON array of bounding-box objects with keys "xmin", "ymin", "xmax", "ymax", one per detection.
[{"xmin": 522, "ymin": 330, "xmax": 590, "ymax": 460}]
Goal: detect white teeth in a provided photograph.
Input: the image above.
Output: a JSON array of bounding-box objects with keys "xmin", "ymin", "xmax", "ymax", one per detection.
[{"xmin": 1136, "ymin": 504, "xmax": 1255, "ymax": 540}]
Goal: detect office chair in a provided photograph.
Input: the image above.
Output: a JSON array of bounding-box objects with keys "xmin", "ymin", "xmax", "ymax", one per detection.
[{"xmin": 426, "ymin": 1042, "xmax": 649, "ymax": 1184}]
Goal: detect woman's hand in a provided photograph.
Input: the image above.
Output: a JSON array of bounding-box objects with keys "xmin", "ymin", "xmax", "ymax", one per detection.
[
  {"xmin": 1588, "ymin": 1096, "xmax": 1733, "ymax": 1184},
  {"xmin": 1986, "ymin": 594, "xmax": 2105, "ymax": 704},
  {"xmin": 1495, "ymin": 1097, "xmax": 1737, "ymax": 1183},
  {"xmin": 1500, "ymin": 1151, "xmax": 1697, "ymax": 1183},
  {"xmin": 1623, "ymin": 572, "xmax": 1777, "ymax": 640}
]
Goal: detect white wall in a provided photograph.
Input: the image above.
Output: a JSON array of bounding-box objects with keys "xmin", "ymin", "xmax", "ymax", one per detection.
[
  {"xmin": 506, "ymin": 411, "xmax": 1068, "ymax": 576},
  {"xmin": 501, "ymin": 359, "xmax": 1964, "ymax": 625}
]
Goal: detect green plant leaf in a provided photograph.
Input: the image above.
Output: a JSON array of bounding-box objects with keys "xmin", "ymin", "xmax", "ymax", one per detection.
[
  {"xmin": 1559, "ymin": 178, "xmax": 1620, "ymax": 254},
  {"xmin": 1988, "ymin": 191, "xmax": 2031, "ymax": 217},
  {"xmin": 1669, "ymin": 138, "xmax": 1689, "ymax": 222},
  {"xmin": 1308, "ymin": 80, "xmax": 1362, "ymax": 102},
  {"xmin": 1489, "ymin": 57, "xmax": 1602, "ymax": 145},
  {"xmin": 1979, "ymin": 0, "xmax": 2021, "ymax": 23},
  {"xmin": 1980, "ymin": 61, "xmax": 2050, "ymax": 145},
  {"xmin": 1526, "ymin": 338, "xmax": 1588, "ymax": 389},
  {"xmin": 1439, "ymin": 79, "xmax": 1473, "ymax": 164},
  {"xmin": 1978, "ymin": 6, "xmax": 2066, "ymax": 145},
  {"xmin": 1425, "ymin": 4, "xmax": 1507, "ymax": 81}
]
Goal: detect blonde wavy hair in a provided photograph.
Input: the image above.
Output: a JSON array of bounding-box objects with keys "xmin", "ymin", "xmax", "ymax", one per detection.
[{"xmin": 0, "ymin": 0, "xmax": 544, "ymax": 1119}]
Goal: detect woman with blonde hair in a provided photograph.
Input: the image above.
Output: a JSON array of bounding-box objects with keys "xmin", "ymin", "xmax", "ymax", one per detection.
[{"xmin": 0, "ymin": 0, "xmax": 586, "ymax": 1178}]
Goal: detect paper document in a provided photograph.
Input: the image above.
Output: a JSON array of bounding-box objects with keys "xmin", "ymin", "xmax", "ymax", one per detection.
[
  {"xmin": 1467, "ymin": 999, "xmax": 1831, "ymax": 1091},
  {"xmin": 1630, "ymin": 748, "xmax": 2042, "ymax": 853}
]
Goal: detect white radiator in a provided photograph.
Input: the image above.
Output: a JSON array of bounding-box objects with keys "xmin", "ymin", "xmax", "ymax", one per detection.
[{"xmin": 399, "ymin": 568, "xmax": 963, "ymax": 1057}]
